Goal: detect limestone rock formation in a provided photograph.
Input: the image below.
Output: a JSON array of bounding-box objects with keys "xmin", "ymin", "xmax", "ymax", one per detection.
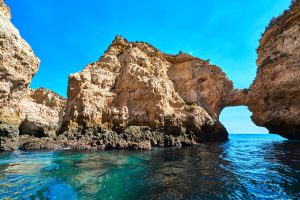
[
  {"xmin": 0, "ymin": 0, "xmax": 39, "ymax": 150},
  {"xmin": 3, "ymin": 0, "xmax": 299, "ymax": 151},
  {"xmin": 223, "ymin": 89, "xmax": 249, "ymax": 107},
  {"xmin": 0, "ymin": 0, "xmax": 39, "ymax": 122},
  {"xmin": 0, "ymin": 0, "xmax": 233, "ymax": 151},
  {"xmin": 0, "ymin": 0, "xmax": 10, "ymax": 19},
  {"xmin": 61, "ymin": 36, "xmax": 233, "ymax": 145},
  {"xmin": 18, "ymin": 88, "xmax": 66, "ymax": 138},
  {"xmin": 0, "ymin": 1, "xmax": 65, "ymax": 150},
  {"xmin": 166, "ymin": 54, "xmax": 233, "ymax": 119},
  {"xmin": 248, "ymin": 0, "xmax": 300, "ymax": 139},
  {"xmin": 0, "ymin": 87, "xmax": 66, "ymax": 151}
]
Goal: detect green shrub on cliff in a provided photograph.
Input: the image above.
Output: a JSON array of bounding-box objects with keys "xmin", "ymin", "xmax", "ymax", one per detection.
[{"xmin": 184, "ymin": 102, "xmax": 198, "ymax": 110}]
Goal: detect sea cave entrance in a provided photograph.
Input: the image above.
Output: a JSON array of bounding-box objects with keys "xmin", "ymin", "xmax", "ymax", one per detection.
[{"xmin": 219, "ymin": 106, "xmax": 268, "ymax": 134}]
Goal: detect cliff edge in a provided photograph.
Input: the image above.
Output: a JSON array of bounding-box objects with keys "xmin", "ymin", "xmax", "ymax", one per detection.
[
  {"xmin": 247, "ymin": 0, "xmax": 300, "ymax": 139},
  {"xmin": 59, "ymin": 36, "xmax": 233, "ymax": 149},
  {"xmin": 0, "ymin": 1, "xmax": 65, "ymax": 150},
  {"xmin": 1, "ymin": 0, "xmax": 300, "ymax": 151}
]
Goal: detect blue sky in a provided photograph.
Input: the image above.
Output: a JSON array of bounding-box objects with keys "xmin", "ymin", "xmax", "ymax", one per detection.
[{"xmin": 6, "ymin": 0, "xmax": 290, "ymax": 133}]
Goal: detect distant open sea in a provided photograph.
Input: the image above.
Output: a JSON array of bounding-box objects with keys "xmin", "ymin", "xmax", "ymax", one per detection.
[{"xmin": 0, "ymin": 134, "xmax": 299, "ymax": 199}]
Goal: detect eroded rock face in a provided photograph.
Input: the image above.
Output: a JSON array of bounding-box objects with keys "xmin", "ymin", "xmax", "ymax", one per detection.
[
  {"xmin": 0, "ymin": 1, "xmax": 39, "ymax": 103},
  {"xmin": 0, "ymin": 0, "xmax": 39, "ymax": 124},
  {"xmin": 0, "ymin": 87, "xmax": 66, "ymax": 150},
  {"xmin": 0, "ymin": 0, "xmax": 39, "ymax": 150},
  {"xmin": 61, "ymin": 36, "xmax": 233, "ymax": 143},
  {"xmin": 1, "ymin": 0, "xmax": 233, "ymax": 151},
  {"xmin": 4, "ymin": 0, "xmax": 299, "ymax": 151},
  {"xmin": 166, "ymin": 54, "xmax": 233, "ymax": 119},
  {"xmin": 0, "ymin": 0, "xmax": 10, "ymax": 19},
  {"xmin": 248, "ymin": 0, "xmax": 300, "ymax": 139},
  {"xmin": 0, "ymin": 1, "xmax": 66, "ymax": 150},
  {"xmin": 18, "ymin": 88, "xmax": 66, "ymax": 138}
]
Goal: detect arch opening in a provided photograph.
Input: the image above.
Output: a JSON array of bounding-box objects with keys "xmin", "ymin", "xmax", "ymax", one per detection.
[{"xmin": 219, "ymin": 106, "xmax": 268, "ymax": 134}]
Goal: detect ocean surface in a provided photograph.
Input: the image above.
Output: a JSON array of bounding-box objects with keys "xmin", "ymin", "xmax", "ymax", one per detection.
[{"xmin": 0, "ymin": 134, "xmax": 299, "ymax": 199}]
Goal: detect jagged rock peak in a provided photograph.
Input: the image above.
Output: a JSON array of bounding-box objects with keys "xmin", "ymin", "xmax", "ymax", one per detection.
[
  {"xmin": 29, "ymin": 88, "xmax": 66, "ymax": 108},
  {"xmin": 104, "ymin": 35, "xmax": 209, "ymax": 66},
  {"xmin": 266, "ymin": 0, "xmax": 300, "ymax": 33},
  {"xmin": 111, "ymin": 35, "xmax": 129, "ymax": 46},
  {"xmin": 61, "ymin": 35, "xmax": 234, "ymax": 144},
  {"xmin": 0, "ymin": 0, "xmax": 11, "ymax": 19}
]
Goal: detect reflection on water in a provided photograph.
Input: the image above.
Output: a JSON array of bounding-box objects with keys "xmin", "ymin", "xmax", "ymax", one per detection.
[{"xmin": 0, "ymin": 134, "xmax": 299, "ymax": 199}]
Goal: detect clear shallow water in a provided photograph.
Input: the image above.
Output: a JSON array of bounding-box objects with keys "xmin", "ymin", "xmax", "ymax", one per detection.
[{"xmin": 0, "ymin": 134, "xmax": 299, "ymax": 199}]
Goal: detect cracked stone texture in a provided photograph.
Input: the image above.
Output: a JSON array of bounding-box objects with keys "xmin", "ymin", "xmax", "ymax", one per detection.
[
  {"xmin": 248, "ymin": 0, "xmax": 300, "ymax": 139},
  {"xmin": 61, "ymin": 36, "xmax": 233, "ymax": 142},
  {"xmin": 2, "ymin": 0, "xmax": 299, "ymax": 151},
  {"xmin": 0, "ymin": 1, "xmax": 66, "ymax": 150}
]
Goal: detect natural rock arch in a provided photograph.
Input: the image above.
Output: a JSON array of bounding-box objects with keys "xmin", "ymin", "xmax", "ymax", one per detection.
[
  {"xmin": 219, "ymin": 106, "xmax": 268, "ymax": 134},
  {"xmin": 0, "ymin": 0, "xmax": 299, "ymax": 151}
]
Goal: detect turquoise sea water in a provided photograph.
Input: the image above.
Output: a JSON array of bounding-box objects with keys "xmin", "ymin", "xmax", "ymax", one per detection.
[{"xmin": 0, "ymin": 134, "xmax": 299, "ymax": 199}]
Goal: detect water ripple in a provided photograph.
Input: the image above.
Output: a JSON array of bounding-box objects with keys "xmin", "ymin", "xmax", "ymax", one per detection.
[{"xmin": 0, "ymin": 134, "xmax": 299, "ymax": 199}]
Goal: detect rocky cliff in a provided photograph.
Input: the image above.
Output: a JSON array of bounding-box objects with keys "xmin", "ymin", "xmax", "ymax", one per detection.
[
  {"xmin": 0, "ymin": 1, "xmax": 234, "ymax": 151},
  {"xmin": 1, "ymin": 0, "xmax": 38, "ymax": 150},
  {"xmin": 0, "ymin": 1, "xmax": 65, "ymax": 150},
  {"xmin": 0, "ymin": 0, "xmax": 39, "ymax": 122},
  {"xmin": 1, "ymin": 0, "xmax": 299, "ymax": 151},
  {"xmin": 60, "ymin": 36, "xmax": 233, "ymax": 149},
  {"xmin": 247, "ymin": 0, "xmax": 300, "ymax": 139}
]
